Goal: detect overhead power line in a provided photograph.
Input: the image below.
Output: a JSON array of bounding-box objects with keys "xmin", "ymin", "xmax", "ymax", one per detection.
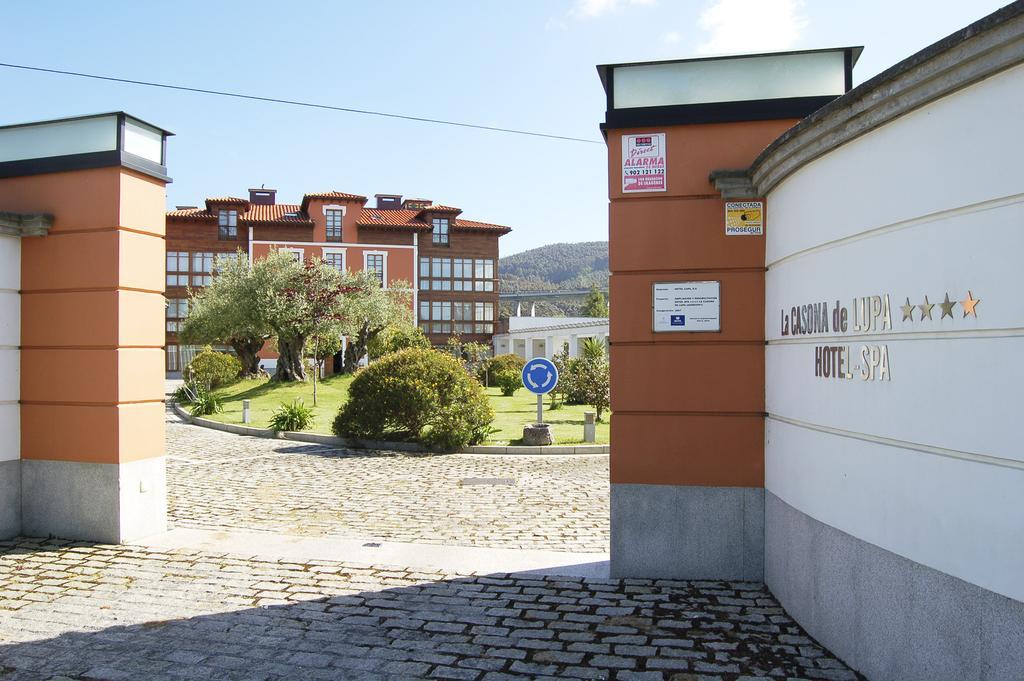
[{"xmin": 0, "ymin": 61, "xmax": 604, "ymax": 145}]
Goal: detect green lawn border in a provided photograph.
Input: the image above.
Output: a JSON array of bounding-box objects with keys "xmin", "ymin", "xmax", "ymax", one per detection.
[{"xmin": 171, "ymin": 401, "xmax": 609, "ymax": 456}]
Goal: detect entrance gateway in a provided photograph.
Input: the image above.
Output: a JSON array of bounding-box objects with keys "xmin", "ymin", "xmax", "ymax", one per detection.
[{"xmin": 599, "ymin": 5, "xmax": 1023, "ymax": 680}]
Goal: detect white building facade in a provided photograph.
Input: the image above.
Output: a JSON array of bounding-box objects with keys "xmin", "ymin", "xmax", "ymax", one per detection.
[{"xmin": 492, "ymin": 317, "xmax": 608, "ymax": 359}]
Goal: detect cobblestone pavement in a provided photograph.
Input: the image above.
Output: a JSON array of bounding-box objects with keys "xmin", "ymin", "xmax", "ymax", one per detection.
[
  {"xmin": 166, "ymin": 408, "xmax": 610, "ymax": 553},
  {"xmin": 0, "ymin": 539, "xmax": 861, "ymax": 681}
]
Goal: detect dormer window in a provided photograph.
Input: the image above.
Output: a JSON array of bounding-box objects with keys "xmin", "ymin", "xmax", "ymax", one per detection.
[
  {"xmin": 218, "ymin": 209, "xmax": 238, "ymax": 240},
  {"xmin": 432, "ymin": 217, "xmax": 449, "ymax": 245},
  {"xmin": 326, "ymin": 208, "xmax": 343, "ymax": 242}
]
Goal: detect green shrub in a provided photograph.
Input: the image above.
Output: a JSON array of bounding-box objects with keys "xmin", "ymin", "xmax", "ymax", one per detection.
[
  {"xmin": 189, "ymin": 386, "xmax": 222, "ymax": 417},
  {"xmin": 493, "ymin": 367, "xmax": 523, "ymax": 397},
  {"xmin": 368, "ymin": 325, "xmax": 431, "ymax": 360},
  {"xmin": 173, "ymin": 382, "xmax": 196, "ymax": 404},
  {"xmin": 554, "ymin": 354, "xmax": 610, "ymax": 420},
  {"xmin": 485, "ymin": 353, "xmax": 525, "ymax": 385},
  {"xmin": 269, "ymin": 399, "xmax": 315, "ymax": 432},
  {"xmin": 184, "ymin": 346, "xmax": 242, "ymax": 388},
  {"xmin": 332, "ymin": 348, "xmax": 494, "ymax": 450}
]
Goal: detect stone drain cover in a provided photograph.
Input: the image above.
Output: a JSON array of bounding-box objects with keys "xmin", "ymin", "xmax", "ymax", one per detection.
[{"xmin": 459, "ymin": 477, "xmax": 516, "ymax": 486}]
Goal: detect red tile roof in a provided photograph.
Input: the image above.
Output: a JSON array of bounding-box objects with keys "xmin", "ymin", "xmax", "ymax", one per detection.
[
  {"xmin": 420, "ymin": 204, "xmax": 462, "ymax": 214},
  {"xmin": 166, "ymin": 207, "xmax": 212, "ymax": 219},
  {"xmin": 167, "ymin": 192, "xmax": 510, "ymax": 234},
  {"xmin": 241, "ymin": 204, "xmax": 311, "ymax": 224},
  {"xmin": 301, "ymin": 191, "xmax": 367, "ymax": 211},
  {"xmin": 456, "ymin": 218, "xmax": 512, "ymax": 234},
  {"xmin": 356, "ymin": 208, "xmax": 431, "ymax": 230}
]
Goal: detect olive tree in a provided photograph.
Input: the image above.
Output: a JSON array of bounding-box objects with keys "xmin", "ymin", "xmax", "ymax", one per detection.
[
  {"xmin": 179, "ymin": 251, "xmax": 270, "ymax": 377},
  {"xmin": 338, "ymin": 275, "xmax": 413, "ymax": 373},
  {"xmin": 255, "ymin": 251, "xmax": 360, "ymax": 386}
]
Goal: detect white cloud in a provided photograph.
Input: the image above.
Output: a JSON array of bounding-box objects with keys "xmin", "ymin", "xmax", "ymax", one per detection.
[
  {"xmin": 696, "ymin": 0, "xmax": 808, "ymax": 55},
  {"xmin": 568, "ymin": 0, "xmax": 656, "ymax": 20},
  {"xmin": 662, "ymin": 30, "xmax": 681, "ymax": 46}
]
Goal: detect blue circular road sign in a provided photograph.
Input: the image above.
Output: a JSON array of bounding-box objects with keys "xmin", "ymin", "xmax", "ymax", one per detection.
[{"xmin": 522, "ymin": 358, "xmax": 559, "ymax": 395}]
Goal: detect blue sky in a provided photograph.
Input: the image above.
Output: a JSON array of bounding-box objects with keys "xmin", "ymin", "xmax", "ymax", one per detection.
[{"xmin": 0, "ymin": 0, "xmax": 1008, "ymax": 255}]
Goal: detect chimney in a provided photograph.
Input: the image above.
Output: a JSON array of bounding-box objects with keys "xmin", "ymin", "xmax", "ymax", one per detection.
[
  {"xmin": 375, "ymin": 193, "xmax": 402, "ymax": 210},
  {"xmin": 175, "ymin": 205, "xmax": 197, "ymax": 210},
  {"xmin": 248, "ymin": 187, "xmax": 277, "ymax": 205},
  {"xmin": 402, "ymin": 197, "xmax": 431, "ymax": 210}
]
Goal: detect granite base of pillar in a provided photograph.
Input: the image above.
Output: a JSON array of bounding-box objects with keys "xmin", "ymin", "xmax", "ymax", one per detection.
[
  {"xmin": 610, "ymin": 483, "xmax": 764, "ymax": 580},
  {"xmin": 21, "ymin": 457, "xmax": 166, "ymax": 543},
  {"xmin": 0, "ymin": 459, "xmax": 20, "ymax": 539}
]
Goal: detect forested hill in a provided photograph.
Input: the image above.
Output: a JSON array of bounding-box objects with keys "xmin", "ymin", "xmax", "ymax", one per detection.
[{"xmin": 500, "ymin": 241, "xmax": 609, "ymax": 293}]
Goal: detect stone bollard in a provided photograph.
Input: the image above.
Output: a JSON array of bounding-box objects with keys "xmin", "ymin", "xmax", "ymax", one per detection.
[
  {"xmin": 242, "ymin": 399, "xmax": 251, "ymax": 424},
  {"xmin": 522, "ymin": 423, "xmax": 553, "ymax": 446},
  {"xmin": 583, "ymin": 411, "xmax": 596, "ymax": 443}
]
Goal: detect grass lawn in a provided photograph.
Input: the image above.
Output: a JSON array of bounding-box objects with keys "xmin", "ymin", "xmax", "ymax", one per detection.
[{"xmin": 204, "ymin": 375, "xmax": 610, "ymax": 445}]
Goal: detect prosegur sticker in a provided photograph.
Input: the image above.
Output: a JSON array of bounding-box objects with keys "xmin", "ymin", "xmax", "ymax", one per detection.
[{"xmin": 725, "ymin": 201, "xmax": 763, "ymax": 236}]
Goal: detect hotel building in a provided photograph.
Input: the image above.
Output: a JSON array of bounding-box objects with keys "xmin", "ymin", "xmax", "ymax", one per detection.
[{"xmin": 165, "ymin": 190, "xmax": 510, "ymax": 373}]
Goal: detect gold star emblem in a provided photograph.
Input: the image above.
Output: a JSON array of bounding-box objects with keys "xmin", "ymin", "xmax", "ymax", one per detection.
[
  {"xmin": 918, "ymin": 296, "xmax": 934, "ymax": 321},
  {"xmin": 900, "ymin": 297, "xmax": 915, "ymax": 322},
  {"xmin": 961, "ymin": 290, "xmax": 980, "ymax": 317},
  {"xmin": 940, "ymin": 292, "xmax": 956, "ymax": 319}
]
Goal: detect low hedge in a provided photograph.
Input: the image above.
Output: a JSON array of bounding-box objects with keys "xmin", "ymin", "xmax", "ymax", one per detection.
[{"xmin": 332, "ymin": 348, "xmax": 494, "ymax": 450}]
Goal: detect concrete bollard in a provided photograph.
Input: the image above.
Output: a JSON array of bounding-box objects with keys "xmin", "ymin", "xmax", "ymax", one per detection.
[
  {"xmin": 242, "ymin": 399, "xmax": 251, "ymax": 424},
  {"xmin": 583, "ymin": 411, "xmax": 596, "ymax": 443}
]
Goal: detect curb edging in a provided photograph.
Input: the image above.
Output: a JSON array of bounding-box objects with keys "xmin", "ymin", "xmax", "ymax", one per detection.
[{"xmin": 170, "ymin": 401, "xmax": 609, "ymax": 456}]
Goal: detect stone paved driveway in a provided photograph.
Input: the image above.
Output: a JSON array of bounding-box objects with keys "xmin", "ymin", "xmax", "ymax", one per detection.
[
  {"xmin": 166, "ymin": 409, "xmax": 610, "ymax": 553},
  {"xmin": 0, "ymin": 539, "xmax": 862, "ymax": 681}
]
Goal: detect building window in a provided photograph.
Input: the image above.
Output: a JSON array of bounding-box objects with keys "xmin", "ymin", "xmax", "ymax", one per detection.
[
  {"xmin": 326, "ymin": 209, "xmax": 343, "ymax": 241},
  {"xmin": 364, "ymin": 252, "xmax": 385, "ymax": 287},
  {"xmin": 474, "ymin": 302, "xmax": 495, "ymax": 334},
  {"xmin": 167, "ymin": 344, "xmax": 180, "ymax": 372},
  {"xmin": 323, "ymin": 249, "xmax": 345, "ymax": 272},
  {"xmin": 419, "ymin": 300, "xmax": 495, "ymax": 336},
  {"xmin": 279, "ymin": 248, "xmax": 303, "ymax": 263},
  {"xmin": 218, "ymin": 210, "xmax": 238, "ymax": 240},
  {"xmin": 430, "ymin": 257, "xmax": 452, "ymax": 290},
  {"xmin": 215, "ymin": 252, "xmax": 240, "ymax": 272},
  {"xmin": 474, "ymin": 259, "xmax": 495, "ymax": 291},
  {"xmin": 419, "ymin": 257, "xmax": 430, "ymax": 290},
  {"xmin": 432, "ymin": 217, "xmax": 449, "ymax": 245},
  {"xmin": 166, "ymin": 251, "xmax": 189, "ymax": 287},
  {"xmin": 454, "ymin": 302, "xmax": 473, "ymax": 334},
  {"xmin": 421, "ymin": 300, "xmax": 453, "ymax": 335},
  {"xmin": 166, "ymin": 298, "xmax": 188, "ymax": 332},
  {"xmin": 192, "ymin": 252, "xmax": 214, "ymax": 286}
]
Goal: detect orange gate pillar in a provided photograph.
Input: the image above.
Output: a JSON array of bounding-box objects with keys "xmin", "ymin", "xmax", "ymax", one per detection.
[
  {"xmin": 0, "ymin": 113, "xmax": 173, "ymax": 543},
  {"xmin": 598, "ymin": 49, "xmax": 857, "ymax": 578}
]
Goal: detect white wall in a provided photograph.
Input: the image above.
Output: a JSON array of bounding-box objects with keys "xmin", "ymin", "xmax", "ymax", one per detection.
[
  {"xmin": 765, "ymin": 64, "xmax": 1024, "ymax": 602},
  {"xmin": 0, "ymin": 234, "xmax": 19, "ymax": 463}
]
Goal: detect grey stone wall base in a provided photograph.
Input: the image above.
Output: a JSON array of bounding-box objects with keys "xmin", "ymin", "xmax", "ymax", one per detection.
[
  {"xmin": 610, "ymin": 483, "xmax": 764, "ymax": 581},
  {"xmin": 0, "ymin": 460, "xmax": 20, "ymax": 540},
  {"xmin": 21, "ymin": 458, "xmax": 167, "ymax": 544},
  {"xmin": 765, "ymin": 491, "xmax": 1024, "ymax": 681}
]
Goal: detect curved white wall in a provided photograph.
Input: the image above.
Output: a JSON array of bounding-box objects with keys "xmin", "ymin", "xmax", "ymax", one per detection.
[{"xmin": 765, "ymin": 62, "xmax": 1024, "ymax": 603}]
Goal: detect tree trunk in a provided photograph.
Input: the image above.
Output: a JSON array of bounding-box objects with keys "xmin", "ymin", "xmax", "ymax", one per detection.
[
  {"xmin": 231, "ymin": 337, "xmax": 265, "ymax": 378},
  {"xmin": 342, "ymin": 322, "xmax": 387, "ymax": 373},
  {"xmin": 273, "ymin": 336, "xmax": 307, "ymax": 382}
]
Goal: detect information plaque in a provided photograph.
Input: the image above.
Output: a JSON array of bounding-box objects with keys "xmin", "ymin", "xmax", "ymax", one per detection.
[{"xmin": 652, "ymin": 281, "xmax": 721, "ymax": 332}]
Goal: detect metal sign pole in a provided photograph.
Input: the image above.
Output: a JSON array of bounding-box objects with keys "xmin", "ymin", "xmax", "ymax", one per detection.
[{"xmin": 537, "ymin": 394, "xmax": 543, "ymax": 425}]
